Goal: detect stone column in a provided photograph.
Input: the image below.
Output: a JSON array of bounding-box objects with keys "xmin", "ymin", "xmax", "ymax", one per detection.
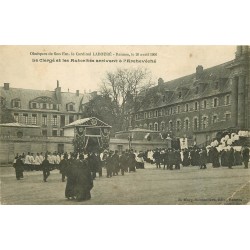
[
  {"xmin": 231, "ymin": 77, "xmax": 238, "ymax": 127},
  {"xmin": 237, "ymin": 75, "xmax": 246, "ymax": 129}
]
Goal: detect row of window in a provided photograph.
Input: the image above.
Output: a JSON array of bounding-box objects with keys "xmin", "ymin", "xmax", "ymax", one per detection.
[
  {"xmin": 136, "ymin": 95, "xmax": 230, "ymax": 120},
  {"xmin": 14, "ymin": 113, "xmax": 75, "ymax": 126},
  {"xmin": 136, "ymin": 113, "xmax": 231, "ymax": 132},
  {"xmin": 42, "ymin": 129, "xmax": 63, "ymax": 137},
  {"xmin": 10, "ymin": 99, "xmax": 75, "ymax": 112}
]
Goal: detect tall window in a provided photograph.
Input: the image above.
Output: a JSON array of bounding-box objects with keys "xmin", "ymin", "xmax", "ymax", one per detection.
[
  {"xmin": 42, "ymin": 103, "xmax": 47, "ymax": 109},
  {"xmin": 161, "ymin": 122, "xmax": 165, "ymax": 131},
  {"xmin": 14, "ymin": 113, "xmax": 19, "ymax": 122},
  {"xmin": 169, "ymin": 121, "xmax": 173, "ymax": 131},
  {"xmin": 135, "ymin": 114, "xmax": 139, "ymax": 120},
  {"xmin": 31, "ymin": 114, "xmax": 37, "ymax": 125},
  {"xmin": 203, "ymin": 100, "xmax": 207, "ymax": 109},
  {"xmin": 159, "ymin": 109, "xmax": 163, "ymax": 117},
  {"xmin": 69, "ymin": 115, "xmax": 74, "ymax": 124},
  {"xmin": 213, "ymin": 97, "xmax": 218, "ymax": 107},
  {"xmin": 155, "ymin": 110, "xmax": 158, "ymax": 117},
  {"xmin": 154, "ymin": 123, "xmax": 158, "ymax": 131},
  {"xmin": 52, "ymin": 130, "xmax": 58, "ymax": 136},
  {"xmin": 194, "ymin": 118, "xmax": 198, "ymax": 131},
  {"xmin": 170, "ymin": 107, "xmax": 173, "ymax": 115},
  {"xmin": 144, "ymin": 112, "xmax": 147, "ymax": 119},
  {"xmin": 42, "ymin": 115, "xmax": 47, "ymax": 126},
  {"xmin": 149, "ymin": 111, "xmax": 153, "ymax": 118},
  {"xmin": 177, "ymin": 105, "xmax": 180, "ymax": 113},
  {"xmin": 149, "ymin": 124, "xmax": 153, "ymax": 130},
  {"xmin": 225, "ymin": 95, "xmax": 230, "ymax": 105},
  {"xmin": 194, "ymin": 101, "xmax": 198, "ymax": 111},
  {"xmin": 42, "ymin": 130, "xmax": 47, "ymax": 137},
  {"xmin": 185, "ymin": 103, "xmax": 189, "ymax": 112},
  {"xmin": 202, "ymin": 117, "xmax": 207, "ymax": 129},
  {"xmin": 212, "ymin": 115, "xmax": 218, "ymax": 124},
  {"xmin": 52, "ymin": 115, "xmax": 58, "ymax": 126},
  {"xmin": 23, "ymin": 114, "xmax": 28, "ymax": 124},
  {"xmin": 185, "ymin": 119, "xmax": 189, "ymax": 131},
  {"xmin": 225, "ymin": 113, "xmax": 231, "ymax": 121},
  {"xmin": 32, "ymin": 103, "xmax": 37, "ymax": 109},
  {"xmin": 178, "ymin": 92, "xmax": 182, "ymax": 98},
  {"xmin": 176, "ymin": 120, "xmax": 181, "ymax": 132}
]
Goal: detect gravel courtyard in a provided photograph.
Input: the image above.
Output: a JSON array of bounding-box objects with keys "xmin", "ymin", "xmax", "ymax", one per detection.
[{"xmin": 1, "ymin": 163, "xmax": 249, "ymax": 205}]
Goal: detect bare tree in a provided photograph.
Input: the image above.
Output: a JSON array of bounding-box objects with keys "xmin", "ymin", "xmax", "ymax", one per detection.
[{"xmin": 99, "ymin": 67, "xmax": 154, "ymax": 131}]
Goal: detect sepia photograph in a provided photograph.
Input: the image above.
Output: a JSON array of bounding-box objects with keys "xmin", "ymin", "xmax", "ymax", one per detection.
[{"xmin": 0, "ymin": 45, "xmax": 249, "ymax": 205}]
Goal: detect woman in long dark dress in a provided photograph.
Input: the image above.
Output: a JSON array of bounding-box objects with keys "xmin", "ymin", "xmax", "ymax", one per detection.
[
  {"xmin": 65, "ymin": 153, "xmax": 77, "ymax": 200},
  {"xmin": 14, "ymin": 155, "xmax": 24, "ymax": 180},
  {"xmin": 75, "ymin": 154, "xmax": 93, "ymax": 201}
]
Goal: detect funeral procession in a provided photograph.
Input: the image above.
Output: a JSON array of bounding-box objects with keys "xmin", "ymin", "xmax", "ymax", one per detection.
[{"xmin": 0, "ymin": 45, "xmax": 249, "ymax": 205}]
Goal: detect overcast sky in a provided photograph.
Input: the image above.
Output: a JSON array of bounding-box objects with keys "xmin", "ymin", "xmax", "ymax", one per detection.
[{"xmin": 0, "ymin": 45, "xmax": 236, "ymax": 93}]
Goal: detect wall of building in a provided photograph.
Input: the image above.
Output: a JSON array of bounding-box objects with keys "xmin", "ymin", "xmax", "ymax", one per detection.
[{"xmin": 0, "ymin": 136, "xmax": 74, "ymax": 164}]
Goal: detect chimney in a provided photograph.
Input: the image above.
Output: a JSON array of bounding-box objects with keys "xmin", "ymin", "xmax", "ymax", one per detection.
[
  {"xmin": 76, "ymin": 90, "xmax": 79, "ymax": 96},
  {"xmin": 4, "ymin": 83, "xmax": 9, "ymax": 90},
  {"xmin": 55, "ymin": 80, "xmax": 61, "ymax": 103},
  {"xmin": 196, "ymin": 65, "xmax": 203, "ymax": 79}
]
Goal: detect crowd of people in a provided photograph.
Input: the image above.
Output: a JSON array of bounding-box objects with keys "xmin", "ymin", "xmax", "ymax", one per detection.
[
  {"xmin": 12, "ymin": 149, "xmax": 140, "ymax": 201},
  {"xmin": 144, "ymin": 145, "xmax": 250, "ymax": 170},
  {"xmin": 12, "ymin": 145, "xmax": 249, "ymax": 201}
]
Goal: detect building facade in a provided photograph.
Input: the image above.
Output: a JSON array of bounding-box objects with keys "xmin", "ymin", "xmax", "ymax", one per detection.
[
  {"xmin": 131, "ymin": 46, "xmax": 250, "ymax": 146},
  {"xmin": 0, "ymin": 81, "xmax": 96, "ymax": 137}
]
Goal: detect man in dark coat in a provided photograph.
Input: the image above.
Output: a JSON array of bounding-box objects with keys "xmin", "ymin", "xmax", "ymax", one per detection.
[
  {"xmin": 128, "ymin": 150, "xmax": 136, "ymax": 172},
  {"xmin": 227, "ymin": 147, "xmax": 235, "ymax": 169},
  {"xmin": 174, "ymin": 149, "xmax": 181, "ymax": 170},
  {"xmin": 41, "ymin": 155, "xmax": 50, "ymax": 182},
  {"xmin": 106, "ymin": 152, "xmax": 114, "ymax": 178},
  {"xmin": 112, "ymin": 150, "xmax": 120, "ymax": 176},
  {"xmin": 75, "ymin": 154, "xmax": 93, "ymax": 201},
  {"xmin": 119, "ymin": 151, "xmax": 127, "ymax": 175},
  {"xmin": 242, "ymin": 146, "xmax": 249, "ymax": 169},
  {"xmin": 182, "ymin": 149, "xmax": 190, "ymax": 167},
  {"xmin": 199, "ymin": 148, "xmax": 207, "ymax": 169},
  {"xmin": 59, "ymin": 153, "xmax": 68, "ymax": 182},
  {"xmin": 88, "ymin": 152, "xmax": 100, "ymax": 180},
  {"xmin": 14, "ymin": 155, "xmax": 24, "ymax": 180},
  {"xmin": 167, "ymin": 149, "xmax": 175, "ymax": 170},
  {"xmin": 153, "ymin": 149, "xmax": 161, "ymax": 169}
]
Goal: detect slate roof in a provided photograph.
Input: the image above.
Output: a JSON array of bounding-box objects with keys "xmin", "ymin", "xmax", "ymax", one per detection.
[
  {"xmin": 64, "ymin": 117, "xmax": 111, "ymax": 128},
  {"xmin": 0, "ymin": 86, "xmax": 91, "ymax": 113},
  {"xmin": 0, "ymin": 122, "xmax": 40, "ymax": 128},
  {"xmin": 137, "ymin": 60, "xmax": 233, "ymax": 111}
]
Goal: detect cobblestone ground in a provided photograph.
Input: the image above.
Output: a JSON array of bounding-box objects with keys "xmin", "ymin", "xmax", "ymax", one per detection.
[{"xmin": 0, "ymin": 163, "xmax": 249, "ymax": 205}]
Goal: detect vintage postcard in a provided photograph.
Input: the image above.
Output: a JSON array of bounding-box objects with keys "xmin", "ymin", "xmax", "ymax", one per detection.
[{"xmin": 0, "ymin": 45, "xmax": 249, "ymax": 205}]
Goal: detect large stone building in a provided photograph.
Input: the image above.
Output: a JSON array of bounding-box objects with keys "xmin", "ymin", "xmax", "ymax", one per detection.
[
  {"xmin": 131, "ymin": 46, "xmax": 250, "ymax": 146},
  {"xmin": 0, "ymin": 81, "xmax": 96, "ymax": 136},
  {"xmin": 0, "ymin": 81, "xmax": 98, "ymax": 162}
]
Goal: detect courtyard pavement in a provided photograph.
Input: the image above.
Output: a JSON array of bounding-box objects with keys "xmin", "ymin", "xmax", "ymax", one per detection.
[{"xmin": 0, "ymin": 162, "xmax": 249, "ymax": 205}]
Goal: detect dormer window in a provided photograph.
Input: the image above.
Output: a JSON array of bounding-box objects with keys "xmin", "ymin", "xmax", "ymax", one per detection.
[
  {"xmin": 67, "ymin": 102, "xmax": 75, "ymax": 111},
  {"xmin": 53, "ymin": 104, "xmax": 57, "ymax": 110},
  {"xmin": 42, "ymin": 103, "xmax": 47, "ymax": 109},
  {"xmin": 178, "ymin": 92, "xmax": 182, "ymax": 98},
  {"xmin": 32, "ymin": 102, "xmax": 37, "ymax": 109},
  {"xmin": 195, "ymin": 86, "xmax": 199, "ymax": 94},
  {"xmin": 12, "ymin": 98, "xmax": 21, "ymax": 108}
]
